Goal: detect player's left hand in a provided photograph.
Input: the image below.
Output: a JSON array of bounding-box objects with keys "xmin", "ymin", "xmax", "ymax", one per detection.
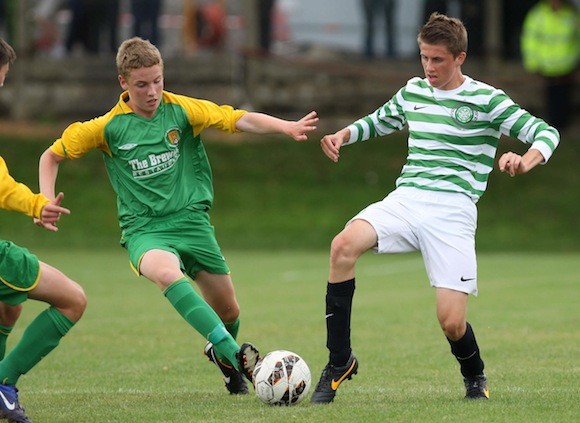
[
  {"xmin": 37, "ymin": 192, "xmax": 70, "ymax": 232},
  {"xmin": 287, "ymin": 111, "xmax": 319, "ymax": 141}
]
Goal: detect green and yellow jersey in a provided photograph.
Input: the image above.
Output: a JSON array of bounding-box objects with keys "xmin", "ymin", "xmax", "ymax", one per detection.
[
  {"xmin": 49, "ymin": 91, "xmax": 247, "ymax": 233},
  {"xmin": 0, "ymin": 156, "xmax": 49, "ymax": 219},
  {"xmin": 346, "ymin": 76, "xmax": 560, "ymax": 202}
]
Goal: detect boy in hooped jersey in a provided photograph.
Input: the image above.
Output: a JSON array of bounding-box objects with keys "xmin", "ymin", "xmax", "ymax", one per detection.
[
  {"xmin": 0, "ymin": 38, "xmax": 86, "ymax": 423},
  {"xmin": 310, "ymin": 13, "xmax": 559, "ymax": 404},
  {"xmin": 38, "ymin": 37, "xmax": 318, "ymax": 395}
]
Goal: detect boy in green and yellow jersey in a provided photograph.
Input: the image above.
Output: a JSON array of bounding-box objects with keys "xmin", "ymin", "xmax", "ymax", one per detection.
[
  {"xmin": 0, "ymin": 38, "xmax": 87, "ymax": 423},
  {"xmin": 38, "ymin": 37, "xmax": 319, "ymax": 395}
]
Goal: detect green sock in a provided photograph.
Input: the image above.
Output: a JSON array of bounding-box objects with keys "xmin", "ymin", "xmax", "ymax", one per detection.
[
  {"xmin": 0, "ymin": 307, "xmax": 74, "ymax": 385},
  {"xmin": 225, "ymin": 318, "xmax": 240, "ymax": 340},
  {"xmin": 0, "ymin": 324, "xmax": 13, "ymax": 360},
  {"xmin": 164, "ymin": 279, "xmax": 240, "ymax": 369},
  {"xmin": 212, "ymin": 318, "xmax": 241, "ymax": 363}
]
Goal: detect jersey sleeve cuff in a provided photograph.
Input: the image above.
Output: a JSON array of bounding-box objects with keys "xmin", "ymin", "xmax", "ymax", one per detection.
[{"xmin": 529, "ymin": 142, "xmax": 552, "ymax": 164}]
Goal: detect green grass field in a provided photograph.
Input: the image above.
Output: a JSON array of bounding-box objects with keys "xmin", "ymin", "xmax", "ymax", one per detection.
[
  {"xmin": 0, "ymin": 127, "xmax": 578, "ymax": 421},
  {"xmin": 11, "ymin": 249, "xmax": 579, "ymax": 422},
  {"xmin": 1, "ymin": 132, "xmax": 578, "ymax": 252}
]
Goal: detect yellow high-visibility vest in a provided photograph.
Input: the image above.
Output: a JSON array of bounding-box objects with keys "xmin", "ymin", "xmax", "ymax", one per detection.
[{"xmin": 521, "ymin": 1, "xmax": 579, "ymax": 77}]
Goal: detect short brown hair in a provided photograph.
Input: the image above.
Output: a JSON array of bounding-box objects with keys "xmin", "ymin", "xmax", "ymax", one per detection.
[
  {"xmin": 116, "ymin": 37, "xmax": 163, "ymax": 79},
  {"xmin": 417, "ymin": 13, "xmax": 468, "ymax": 57},
  {"xmin": 0, "ymin": 38, "xmax": 16, "ymax": 66}
]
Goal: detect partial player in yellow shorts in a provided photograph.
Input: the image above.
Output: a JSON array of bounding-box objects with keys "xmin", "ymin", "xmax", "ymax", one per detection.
[
  {"xmin": 0, "ymin": 37, "xmax": 86, "ymax": 423},
  {"xmin": 0, "ymin": 241, "xmax": 41, "ymax": 306}
]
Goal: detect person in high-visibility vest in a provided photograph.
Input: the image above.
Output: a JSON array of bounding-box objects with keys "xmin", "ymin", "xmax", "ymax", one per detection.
[{"xmin": 521, "ymin": 0, "xmax": 579, "ymax": 130}]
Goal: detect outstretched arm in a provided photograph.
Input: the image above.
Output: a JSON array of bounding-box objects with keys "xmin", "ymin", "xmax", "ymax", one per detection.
[
  {"xmin": 235, "ymin": 111, "xmax": 318, "ymax": 141},
  {"xmin": 498, "ymin": 148, "xmax": 545, "ymax": 177}
]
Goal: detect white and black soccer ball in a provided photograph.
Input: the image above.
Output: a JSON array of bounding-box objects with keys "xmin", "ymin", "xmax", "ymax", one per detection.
[{"xmin": 252, "ymin": 350, "xmax": 311, "ymax": 406}]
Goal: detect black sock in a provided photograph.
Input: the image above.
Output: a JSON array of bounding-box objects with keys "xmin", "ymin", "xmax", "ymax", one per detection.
[
  {"xmin": 447, "ymin": 322, "xmax": 485, "ymax": 378},
  {"xmin": 326, "ymin": 279, "xmax": 355, "ymax": 367}
]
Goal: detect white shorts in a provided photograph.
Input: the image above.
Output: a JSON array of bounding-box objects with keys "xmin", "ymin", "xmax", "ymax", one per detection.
[{"xmin": 348, "ymin": 187, "xmax": 478, "ymax": 295}]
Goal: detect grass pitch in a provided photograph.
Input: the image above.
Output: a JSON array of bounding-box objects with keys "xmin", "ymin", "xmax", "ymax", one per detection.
[{"xmin": 11, "ymin": 249, "xmax": 578, "ymax": 422}]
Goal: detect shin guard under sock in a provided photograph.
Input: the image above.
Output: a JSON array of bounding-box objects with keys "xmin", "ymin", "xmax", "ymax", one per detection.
[
  {"xmin": 225, "ymin": 318, "xmax": 240, "ymax": 340},
  {"xmin": 212, "ymin": 318, "xmax": 241, "ymax": 363},
  {"xmin": 0, "ymin": 307, "xmax": 74, "ymax": 385},
  {"xmin": 326, "ymin": 279, "xmax": 355, "ymax": 367},
  {"xmin": 447, "ymin": 322, "xmax": 485, "ymax": 378},
  {"xmin": 164, "ymin": 279, "xmax": 240, "ymax": 368},
  {"xmin": 0, "ymin": 324, "xmax": 13, "ymax": 360}
]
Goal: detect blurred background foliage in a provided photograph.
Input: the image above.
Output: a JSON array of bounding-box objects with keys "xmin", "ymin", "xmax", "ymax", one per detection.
[{"xmin": 1, "ymin": 132, "xmax": 578, "ymax": 252}]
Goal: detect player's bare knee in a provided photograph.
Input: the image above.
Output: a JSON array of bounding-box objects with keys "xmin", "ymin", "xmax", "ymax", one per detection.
[
  {"xmin": 330, "ymin": 235, "xmax": 358, "ymax": 268},
  {"xmin": 151, "ymin": 269, "xmax": 185, "ymax": 290},
  {"xmin": 219, "ymin": 306, "xmax": 240, "ymax": 325},
  {"xmin": 0, "ymin": 304, "xmax": 22, "ymax": 326},
  {"xmin": 221, "ymin": 312, "xmax": 239, "ymax": 325},
  {"xmin": 439, "ymin": 317, "xmax": 466, "ymax": 341},
  {"xmin": 64, "ymin": 282, "xmax": 87, "ymax": 322}
]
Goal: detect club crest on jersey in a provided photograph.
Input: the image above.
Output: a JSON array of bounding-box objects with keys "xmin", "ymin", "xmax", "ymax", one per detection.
[
  {"xmin": 165, "ymin": 128, "xmax": 181, "ymax": 148},
  {"xmin": 452, "ymin": 105, "xmax": 477, "ymax": 126}
]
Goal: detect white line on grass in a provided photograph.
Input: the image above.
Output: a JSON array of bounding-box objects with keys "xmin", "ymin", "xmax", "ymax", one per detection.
[
  {"xmin": 27, "ymin": 388, "xmax": 215, "ymax": 395},
  {"xmin": 27, "ymin": 386, "xmax": 578, "ymax": 395}
]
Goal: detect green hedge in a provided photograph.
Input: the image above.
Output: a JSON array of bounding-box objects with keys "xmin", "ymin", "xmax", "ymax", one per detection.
[{"xmin": 1, "ymin": 132, "xmax": 578, "ymax": 251}]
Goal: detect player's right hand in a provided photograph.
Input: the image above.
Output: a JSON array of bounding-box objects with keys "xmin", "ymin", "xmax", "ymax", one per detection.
[{"xmin": 288, "ymin": 111, "xmax": 319, "ymax": 141}]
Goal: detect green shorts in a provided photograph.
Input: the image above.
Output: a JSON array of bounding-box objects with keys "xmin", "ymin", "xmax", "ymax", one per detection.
[
  {"xmin": 0, "ymin": 240, "xmax": 40, "ymax": 305},
  {"xmin": 121, "ymin": 209, "xmax": 230, "ymax": 278}
]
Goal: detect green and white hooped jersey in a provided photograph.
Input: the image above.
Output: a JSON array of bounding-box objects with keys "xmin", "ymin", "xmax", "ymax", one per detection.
[{"xmin": 346, "ymin": 76, "xmax": 560, "ymax": 202}]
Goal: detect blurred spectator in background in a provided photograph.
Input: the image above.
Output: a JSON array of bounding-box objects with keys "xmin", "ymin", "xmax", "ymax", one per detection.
[
  {"xmin": 182, "ymin": 0, "xmax": 198, "ymax": 53},
  {"xmin": 459, "ymin": 1, "xmax": 484, "ymax": 57},
  {"xmin": 258, "ymin": 0, "xmax": 275, "ymax": 54},
  {"xmin": 423, "ymin": 0, "xmax": 448, "ymax": 24},
  {"xmin": 422, "ymin": 1, "xmax": 484, "ymax": 57},
  {"xmin": 361, "ymin": 0, "xmax": 397, "ymax": 59},
  {"xmin": 183, "ymin": 0, "xmax": 226, "ymax": 54},
  {"xmin": 33, "ymin": 0, "xmax": 67, "ymax": 57},
  {"xmin": 521, "ymin": 0, "xmax": 579, "ymax": 130},
  {"xmin": 0, "ymin": 0, "xmax": 16, "ymax": 44},
  {"xmin": 239, "ymin": 0, "xmax": 277, "ymax": 55},
  {"xmin": 66, "ymin": 0, "xmax": 120, "ymax": 55},
  {"xmin": 131, "ymin": 0, "xmax": 162, "ymax": 47},
  {"xmin": 502, "ymin": 0, "xmax": 537, "ymax": 59}
]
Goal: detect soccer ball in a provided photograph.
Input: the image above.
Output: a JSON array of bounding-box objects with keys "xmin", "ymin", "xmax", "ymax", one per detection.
[{"xmin": 252, "ymin": 350, "xmax": 311, "ymax": 406}]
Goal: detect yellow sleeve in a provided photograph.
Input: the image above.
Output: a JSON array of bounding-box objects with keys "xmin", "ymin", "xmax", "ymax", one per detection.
[
  {"xmin": 49, "ymin": 114, "xmax": 112, "ymax": 159},
  {"xmin": 0, "ymin": 157, "xmax": 49, "ymax": 219},
  {"xmin": 164, "ymin": 92, "xmax": 247, "ymax": 137}
]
